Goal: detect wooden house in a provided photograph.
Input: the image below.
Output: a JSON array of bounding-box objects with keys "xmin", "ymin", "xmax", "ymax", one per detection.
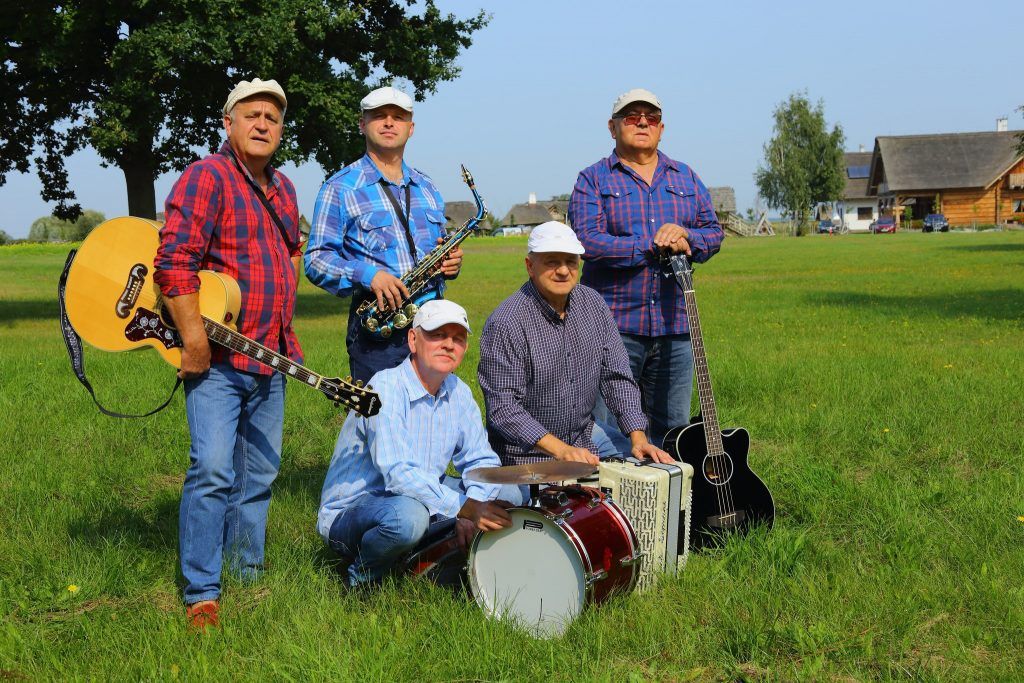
[
  {"xmin": 501, "ymin": 195, "xmax": 569, "ymax": 228},
  {"xmin": 867, "ymin": 131, "xmax": 1024, "ymax": 227},
  {"xmin": 837, "ymin": 151, "xmax": 877, "ymax": 232}
]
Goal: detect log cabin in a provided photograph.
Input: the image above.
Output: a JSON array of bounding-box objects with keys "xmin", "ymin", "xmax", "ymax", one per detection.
[{"xmin": 867, "ymin": 130, "xmax": 1024, "ymax": 228}]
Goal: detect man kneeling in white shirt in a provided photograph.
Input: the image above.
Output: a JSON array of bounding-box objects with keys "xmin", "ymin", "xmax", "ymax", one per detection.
[{"xmin": 317, "ymin": 299, "xmax": 520, "ymax": 587}]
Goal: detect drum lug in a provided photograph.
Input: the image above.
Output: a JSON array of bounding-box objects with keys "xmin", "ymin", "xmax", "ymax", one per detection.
[
  {"xmin": 620, "ymin": 551, "xmax": 646, "ymax": 568},
  {"xmin": 555, "ymin": 509, "xmax": 574, "ymax": 522},
  {"xmin": 585, "ymin": 569, "xmax": 608, "ymax": 587}
]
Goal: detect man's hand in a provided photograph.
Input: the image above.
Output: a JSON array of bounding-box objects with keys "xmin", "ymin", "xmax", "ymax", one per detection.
[
  {"xmin": 455, "ymin": 517, "xmax": 476, "ymax": 550},
  {"xmin": 437, "ymin": 237, "xmax": 463, "ymax": 277},
  {"xmin": 369, "ymin": 270, "xmax": 410, "ymax": 312},
  {"xmin": 653, "ymin": 223, "xmax": 691, "ymax": 255},
  {"xmin": 178, "ymin": 336, "xmax": 212, "ymax": 380},
  {"xmin": 629, "ymin": 431, "xmax": 675, "ymax": 464},
  {"xmin": 536, "ymin": 433, "xmax": 600, "ymax": 465},
  {"xmin": 457, "ymin": 498, "xmax": 512, "ymax": 533},
  {"xmin": 632, "ymin": 441, "xmax": 675, "ymax": 465},
  {"xmin": 556, "ymin": 444, "xmax": 599, "ymax": 465}
]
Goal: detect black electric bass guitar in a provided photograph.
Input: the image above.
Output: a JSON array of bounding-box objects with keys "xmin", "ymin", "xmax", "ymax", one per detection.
[{"xmin": 662, "ymin": 254, "xmax": 774, "ymax": 549}]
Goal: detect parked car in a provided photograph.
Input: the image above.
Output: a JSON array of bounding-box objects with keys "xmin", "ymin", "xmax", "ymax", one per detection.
[
  {"xmin": 817, "ymin": 219, "xmax": 835, "ymax": 234},
  {"xmin": 922, "ymin": 213, "xmax": 949, "ymax": 232},
  {"xmin": 870, "ymin": 216, "xmax": 896, "ymax": 234}
]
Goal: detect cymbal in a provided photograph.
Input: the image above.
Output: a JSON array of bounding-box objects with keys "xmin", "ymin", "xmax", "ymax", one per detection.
[{"xmin": 464, "ymin": 460, "xmax": 597, "ymax": 485}]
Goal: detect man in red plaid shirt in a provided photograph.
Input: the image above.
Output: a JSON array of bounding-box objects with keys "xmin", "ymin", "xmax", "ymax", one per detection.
[{"xmin": 154, "ymin": 78, "xmax": 302, "ymax": 630}]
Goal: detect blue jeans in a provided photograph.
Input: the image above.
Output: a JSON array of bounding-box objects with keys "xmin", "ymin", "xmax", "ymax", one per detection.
[
  {"xmin": 328, "ymin": 476, "xmax": 523, "ymax": 586},
  {"xmin": 594, "ymin": 333, "xmax": 693, "ymax": 452},
  {"xmin": 179, "ymin": 363, "xmax": 285, "ymax": 604}
]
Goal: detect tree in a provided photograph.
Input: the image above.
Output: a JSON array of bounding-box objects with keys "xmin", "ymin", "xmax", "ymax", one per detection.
[
  {"xmin": 755, "ymin": 92, "xmax": 845, "ymax": 236},
  {"xmin": 0, "ymin": 229, "xmax": 12, "ymax": 246},
  {"xmin": 1, "ymin": 1, "xmax": 487, "ymax": 220},
  {"xmin": 28, "ymin": 210, "xmax": 106, "ymax": 241},
  {"xmin": 1017, "ymin": 105, "xmax": 1024, "ymax": 157}
]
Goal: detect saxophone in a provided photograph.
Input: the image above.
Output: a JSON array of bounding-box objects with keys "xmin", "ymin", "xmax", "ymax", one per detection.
[{"xmin": 356, "ymin": 164, "xmax": 487, "ymax": 338}]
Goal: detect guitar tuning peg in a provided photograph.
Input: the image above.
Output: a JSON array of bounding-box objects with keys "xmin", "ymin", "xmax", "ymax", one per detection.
[{"xmin": 356, "ymin": 379, "xmax": 364, "ymax": 387}]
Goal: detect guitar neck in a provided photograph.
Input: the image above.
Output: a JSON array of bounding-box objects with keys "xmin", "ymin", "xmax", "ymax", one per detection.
[
  {"xmin": 202, "ymin": 317, "xmax": 322, "ymax": 389},
  {"xmin": 678, "ymin": 271, "xmax": 726, "ymax": 456}
]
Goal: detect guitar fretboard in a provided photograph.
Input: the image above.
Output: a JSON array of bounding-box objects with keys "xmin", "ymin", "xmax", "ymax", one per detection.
[
  {"xmin": 202, "ymin": 317, "xmax": 322, "ymax": 389},
  {"xmin": 681, "ymin": 287, "xmax": 725, "ymax": 457}
]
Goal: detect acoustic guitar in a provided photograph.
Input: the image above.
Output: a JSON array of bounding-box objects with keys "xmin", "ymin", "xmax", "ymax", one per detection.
[
  {"xmin": 661, "ymin": 254, "xmax": 774, "ymax": 549},
  {"xmin": 64, "ymin": 216, "xmax": 380, "ymax": 417}
]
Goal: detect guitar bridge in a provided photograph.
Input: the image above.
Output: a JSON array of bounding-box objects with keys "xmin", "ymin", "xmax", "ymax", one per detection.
[{"xmin": 706, "ymin": 509, "xmax": 746, "ymax": 529}]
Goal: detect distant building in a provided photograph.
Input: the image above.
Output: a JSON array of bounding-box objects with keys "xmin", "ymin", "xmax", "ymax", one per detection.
[
  {"xmin": 867, "ymin": 130, "xmax": 1024, "ymax": 227},
  {"xmin": 501, "ymin": 193, "xmax": 569, "ymax": 228},
  {"xmin": 837, "ymin": 151, "xmax": 877, "ymax": 232},
  {"xmin": 444, "ymin": 201, "xmax": 478, "ymax": 231}
]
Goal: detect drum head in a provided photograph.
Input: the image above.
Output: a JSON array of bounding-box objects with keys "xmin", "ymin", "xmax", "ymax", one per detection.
[{"xmin": 468, "ymin": 508, "xmax": 585, "ymax": 638}]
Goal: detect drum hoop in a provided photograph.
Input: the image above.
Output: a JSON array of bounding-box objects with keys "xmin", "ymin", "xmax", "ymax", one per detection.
[{"xmin": 598, "ymin": 497, "xmax": 643, "ymax": 594}]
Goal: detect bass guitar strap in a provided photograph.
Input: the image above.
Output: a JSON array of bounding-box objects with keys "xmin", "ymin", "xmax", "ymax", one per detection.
[{"xmin": 58, "ymin": 250, "xmax": 181, "ymax": 418}]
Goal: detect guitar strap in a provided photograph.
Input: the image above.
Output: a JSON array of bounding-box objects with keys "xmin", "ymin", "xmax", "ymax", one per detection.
[
  {"xmin": 227, "ymin": 149, "xmax": 298, "ymax": 253},
  {"xmin": 58, "ymin": 250, "xmax": 181, "ymax": 418},
  {"xmin": 379, "ymin": 180, "xmax": 417, "ymax": 259}
]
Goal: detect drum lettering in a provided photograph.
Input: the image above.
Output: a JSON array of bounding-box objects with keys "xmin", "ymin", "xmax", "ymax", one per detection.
[{"xmin": 522, "ymin": 519, "xmax": 544, "ymax": 531}]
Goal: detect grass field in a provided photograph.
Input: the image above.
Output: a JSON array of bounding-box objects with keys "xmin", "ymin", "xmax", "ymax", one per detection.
[{"xmin": 1, "ymin": 231, "xmax": 1023, "ymax": 680}]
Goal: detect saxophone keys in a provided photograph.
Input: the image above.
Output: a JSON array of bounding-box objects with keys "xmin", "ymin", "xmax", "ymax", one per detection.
[
  {"xmin": 404, "ymin": 303, "xmax": 419, "ymax": 318},
  {"xmin": 364, "ymin": 317, "xmax": 379, "ymax": 333},
  {"xmin": 379, "ymin": 326, "xmax": 392, "ymax": 339},
  {"xmin": 393, "ymin": 313, "xmax": 409, "ymax": 328}
]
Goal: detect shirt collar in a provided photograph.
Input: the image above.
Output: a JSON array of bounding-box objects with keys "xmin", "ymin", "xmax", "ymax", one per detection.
[
  {"xmin": 361, "ymin": 153, "xmax": 420, "ymax": 188},
  {"xmin": 398, "ymin": 355, "xmax": 454, "ymax": 402},
  {"xmin": 608, "ymin": 149, "xmax": 678, "ymax": 173},
  {"xmin": 219, "ymin": 142, "xmax": 280, "ymax": 188},
  {"xmin": 524, "ymin": 279, "xmax": 574, "ymax": 324}
]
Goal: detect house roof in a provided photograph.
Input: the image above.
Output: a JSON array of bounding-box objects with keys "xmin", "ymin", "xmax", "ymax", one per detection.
[
  {"xmin": 501, "ymin": 199, "xmax": 569, "ymax": 226},
  {"xmin": 444, "ymin": 201, "xmax": 478, "ymax": 229},
  {"xmin": 843, "ymin": 152, "xmax": 874, "ymax": 199},
  {"xmin": 872, "ymin": 131, "xmax": 1023, "ymax": 192},
  {"xmin": 708, "ymin": 187, "xmax": 736, "ymax": 215}
]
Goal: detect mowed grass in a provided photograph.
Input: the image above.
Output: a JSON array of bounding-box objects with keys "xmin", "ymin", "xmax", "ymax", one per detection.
[{"xmin": 1, "ymin": 231, "xmax": 1022, "ymax": 680}]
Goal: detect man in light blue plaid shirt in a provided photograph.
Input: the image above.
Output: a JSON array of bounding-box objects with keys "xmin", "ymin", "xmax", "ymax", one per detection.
[
  {"xmin": 304, "ymin": 86, "xmax": 464, "ymax": 383},
  {"xmin": 318, "ymin": 299, "xmax": 521, "ymax": 587}
]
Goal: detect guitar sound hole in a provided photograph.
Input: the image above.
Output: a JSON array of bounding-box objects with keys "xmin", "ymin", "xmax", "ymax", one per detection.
[{"xmin": 702, "ymin": 454, "xmax": 734, "ymax": 486}]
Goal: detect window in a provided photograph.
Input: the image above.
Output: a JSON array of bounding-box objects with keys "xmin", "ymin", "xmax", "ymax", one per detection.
[
  {"xmin": 857, "ymin": 207, "xmax": 874, "ymax": 220},
  {"xmin": 1013, "ymin": 199, "xmax": 1024, "ymax": 213}
]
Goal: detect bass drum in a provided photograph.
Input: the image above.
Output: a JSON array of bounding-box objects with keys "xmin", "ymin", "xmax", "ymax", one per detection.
[{"xmin": 467, "ymin": 485, "xmax": 642, "ymax": 638}]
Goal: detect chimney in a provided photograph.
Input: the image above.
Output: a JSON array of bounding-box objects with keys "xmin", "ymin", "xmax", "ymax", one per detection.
[
  {"xmin": 528, "ymin": 192, "xmax": 537, "ymax": 205},
  {"xmin": 858, "ymin": 144, "xmax": 865, "ymax": 153},
  {"xmin": 997, "ymin": 117, "xmax": 1008, "ymax": 132}
]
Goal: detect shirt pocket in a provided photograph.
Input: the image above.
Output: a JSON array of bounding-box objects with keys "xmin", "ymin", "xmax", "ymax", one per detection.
[
  {"xmin": 599, "ymin": 186, "xmax": 634, "ymax": 235},
  {"xmin": 424, "ymin": 208, "xmax": 447, "ymax": 242},
  {"xmin": 357, "ymin": 210, "xmax": 397, "ymax": 253},
  {"xmin": 664, "ymin": 185, "xmax": 696, "ymax": 225}
]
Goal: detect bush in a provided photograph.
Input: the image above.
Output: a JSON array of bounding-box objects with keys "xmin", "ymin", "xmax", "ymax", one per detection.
[
  {"xmin": 27, "ymin": 210, "xmax": 105, "ymax": 242},
  {"xmin": 0, "ymin": 229, "xmax": 12, "ymax": 245}
]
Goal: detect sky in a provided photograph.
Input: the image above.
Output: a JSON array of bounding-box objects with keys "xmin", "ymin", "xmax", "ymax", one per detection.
[{"xmin": 2, "ymin": 0, "xmax": 1022, "ymax": 237}]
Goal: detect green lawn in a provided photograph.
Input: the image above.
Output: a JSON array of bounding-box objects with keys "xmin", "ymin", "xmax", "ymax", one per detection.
[{"xmin": 1, "ymin": 231, "xmax": 1022, "ymax": 680}]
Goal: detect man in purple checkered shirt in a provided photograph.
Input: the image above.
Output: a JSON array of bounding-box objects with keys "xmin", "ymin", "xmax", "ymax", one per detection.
[
  {"xmin": 478, "ymin": 222, "xmax": 673, "ymax": 467},
  {"xmin": 568, "ymin": 88, "xmax": 724, "ymax": 451}
]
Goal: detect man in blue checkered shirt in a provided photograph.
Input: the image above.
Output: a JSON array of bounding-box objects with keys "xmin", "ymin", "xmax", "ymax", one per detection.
[
  {"xmin": 318, "ymin": 299, "xmax": 521, "ymax": 588},
  {"xmin": 305, "ymin": 86, "xmax": 464, "ymax": 383},
  {"xmin": 478, "ymin": 222, "xmax": 673, "ymax": 467},
  {"xmin": 568, "ymin": 88, "xmax": 725, "ymax": 450}
]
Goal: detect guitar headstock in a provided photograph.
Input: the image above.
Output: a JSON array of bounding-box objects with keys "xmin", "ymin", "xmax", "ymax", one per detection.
[
  {"xmin": 319, "ymin": 376, "xmax": 381, "ymax": 417},
  {"xmin": 664, "ymin": 253, "xmax": 694, "ymax": 291}
]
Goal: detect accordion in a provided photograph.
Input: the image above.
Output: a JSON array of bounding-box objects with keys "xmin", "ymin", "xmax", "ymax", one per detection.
[{"xmin": 594, "ymin": 457, "xmax": 693, "ymax": 592}]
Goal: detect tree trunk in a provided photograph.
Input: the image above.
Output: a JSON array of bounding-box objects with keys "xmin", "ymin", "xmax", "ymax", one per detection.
[{"xmin": 122, "ymin": 158, "xmax": 158, "ymax": 219}]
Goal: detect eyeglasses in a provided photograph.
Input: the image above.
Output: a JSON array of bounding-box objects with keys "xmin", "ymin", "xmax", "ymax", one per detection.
[{"xmin": 614, "ymin": 111, "xmax": 662, "ymax": 126}]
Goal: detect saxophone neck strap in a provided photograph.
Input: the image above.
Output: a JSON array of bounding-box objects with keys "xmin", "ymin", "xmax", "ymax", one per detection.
[{"xmin": 379, "ymin": 179, "xmax": 417, "ymax": 259}]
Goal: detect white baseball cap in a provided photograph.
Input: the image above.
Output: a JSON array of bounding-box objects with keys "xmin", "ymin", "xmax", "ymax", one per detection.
[
  {"xmin": 412, "ymin": 299, "xmax": 471, "ymax": 333},
  {"xmin": 527, "ymin": 221, "xmax": 585, "ymax": 255},
  {"xmin": 223, "ymin": 78, "xmax": 287, "ymax": 115},
  {"xmin": 611, "ymin": 88, "xmax": 661, "ymax": 116},
  {"xmin": 360, "ymin": 86, "xmax": 414, "ymax": 113}
]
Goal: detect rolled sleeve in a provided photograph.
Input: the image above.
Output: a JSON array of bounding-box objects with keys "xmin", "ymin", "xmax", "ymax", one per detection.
[{"xmin": 154, "ymin": 164, "xmax": 220, "ymax": 297}]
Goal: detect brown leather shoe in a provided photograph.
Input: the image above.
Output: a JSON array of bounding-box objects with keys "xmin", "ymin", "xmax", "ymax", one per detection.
[{"xmin": 185, "ymin": 600, "xmax": 220, "ymax": 631}]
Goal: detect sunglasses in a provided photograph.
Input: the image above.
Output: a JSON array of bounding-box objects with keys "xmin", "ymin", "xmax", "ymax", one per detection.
[{"xmin": 615, "ymin": 111, "xmax": 662, "ymax": 126}]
